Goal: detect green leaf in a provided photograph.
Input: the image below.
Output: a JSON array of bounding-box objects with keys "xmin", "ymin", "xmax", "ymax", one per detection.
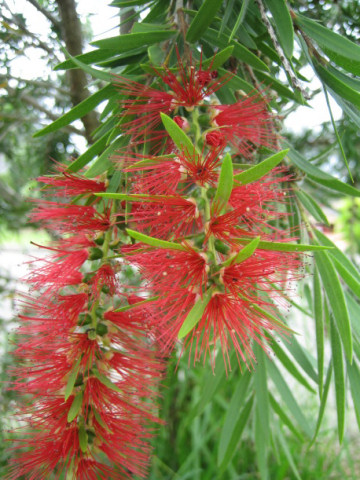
[
  {"xmin": 93, "ymin": 369, "xmax": 122, "ymax": 394},
  {"xmin": 270, "ymin": 340, "xmax": 316, "ymax": 393},
  {"xmin": 295, "ymin": 190, "xmax": 329, "ymax": 226},
  {"xmin": 204, "ymin": 28, "xmax": 270, "ymax": 72},
  {"xmin": 160, "ymin": 112, "xmax": 197, "ymax": 154},
  {"xmin": 186, "ymin": 0, "xmax": 223, "ymax": 43},
  {"xmin": 347, "ymin": 360, "xmax": 360, "ymax": 430},
  {"xmin": 97, "ymin": 193, "xmax": 183, "ymax": 202},
  {"xmin": 254, "ymin": 344, "xmax": 269, "ymax": 480},
  {"xmin": 85, "ymin": 136, "xmax": 127, "ymax": 177},
  {"xmin": 228, "ymin": 0, "xmax": 251, "ymax": 44},
  {"xmin": 282, "ymin": 335, "xmax": 318, "ymax": 383},
  {"xmin": 331, "ymin": 256, "xmax": 360, "ymax": 299},
  {"xmin": 126, "ymin": 229, "xmax": 188, "ymax": 252},
  {"xmin": 66, "ymin": 132, "xmax": 110, "ymax": 173},
  {"xmin": 314, "ymin": 229, "xmax": 360, "ymax": 283},
  {"xmin": 64, "ymin": 357, "xmax": 82, "ymax": 402},
  {"xmin": 214, "ymin": 153, "xmax": 233, "ymax": 207},
  {"xmin": 313, "ymin": 268, "xmax": 324, "ymax": 398},
  {"xmin": 252, "ymin": 304, "xmax": 297, "ymax": 334},
  {"xmin": 223, "ymin": 237, "xmax": 260, "ymax": 267},
  {"xmin": 218, "ymin": 68, "xmax": 253, "ymax": 93},
  {"xmin": 235, "ymin": 237, "xmax": 331, "ymax": 252},
  {"xmin": 310, "ymin": 361, "xmax": 332, "ymax": 446},
  {"xmin": 218, "ymin": 371, "xmax": 251, "ymax": 467},
  {"xmin": 269, "ymin": 394, "xmax": 303, "ymax": 441},
  {"xmin": 92, "ymin": 30, "xmax": 175, "ymax": 51},
  {"xmin": 314, "ymin": 61, "xmax": 360, "ymax": 110},
  {"xmin": 67, "ymin": 392, "xmax": 83, "ymax": 423},
  {"xmin": 264, "ymin": 0, "xmax": 294, "ymax": 58},
  {"xmin": 234, "ymin": 149, "xmax": 289, "ymax": 184},
  {"xmin": 201, "ymin": 46, "xmax": 234, "ymax": 70},
  {"xmin": 275, "ymin": 426, "xmax": 302, "ymax": 480},
  {"xmin": 78, "ymin": 425, "xmax": 88, "ymax": 453},
  {"xmin": 113, "ymin": 296, "xmax": 159, "ymax": 313},
  {"xmin": 295, "ymin": 14, "xmax": 360, "ymax": 76},
  {"xmin": 329, "ymin": 315, "xmax": 346, "ymax": 443},
  {"xmin": 286, "ymin": 145, "xmax": 360, "ymax": 197},
  {"xmin": 55, "ymin": 49, "xmax": 118, "ymax": 71},
  {"xmin": 254, "ymin": 70, "xmax": 300, "ymax": 102},
  {"xmin": 266, "ymin": 359, "xmax": 312, "ymax": 437},
  {"xmin": 315, "ymin": 250, "xmax": 353, "ymax": 362},
  {"xmin": 58, "ymin": 46, "xmax": 112, "ymax": 81},
  {"xmin": 218, "ymin": 395, "xmax": 254, "ymax": 471},
  {"xmin": 34, "ymin": 85, "xmax": 114, "ymax": 138},
  {"xmin": 178, "ymin": 289, "xmax": 213, "ymax": 339}
]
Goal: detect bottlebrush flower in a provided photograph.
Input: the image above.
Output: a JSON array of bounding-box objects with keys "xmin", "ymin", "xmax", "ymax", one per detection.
[
  {"xmin": 177, "ymin": 147, "xmax": 221, "ymax": 187},
  {"xmin": 113, "ymin": 50, "xmax": 229, "ymax": 148},
  {"xmin": 37, "ymin": 164, "xmax": 106, "ymax": 197},
  {"xmin": 30, "ymin": 201, "xmax": 112, "ymax": 234},
  {"xmin": 127, "ymin": 195, "xmax": 202, "ymax": 239},
  {"xmin": 210, "ymin": 92, "xmax": 278, "ymax": 158}
]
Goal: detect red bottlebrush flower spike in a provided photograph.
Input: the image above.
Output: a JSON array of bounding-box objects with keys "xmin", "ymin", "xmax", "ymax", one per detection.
[
  {"xmin": 91, "ymin": 263, "xmax": 118, "ymax": 299},
  {"xmin": 37, "ymin": 164, "xmax": 106, "ymax": 197},
  {"xmin": 30, "ymin": 201, "xmax": 112, "ymax": 234},
  {"xmin": 211, "ymin": 93, "xmax": 278, "ymax": 158},
  {"xmin": 178, "ymin": 147, "xmax": 221, "ymax": 187}
]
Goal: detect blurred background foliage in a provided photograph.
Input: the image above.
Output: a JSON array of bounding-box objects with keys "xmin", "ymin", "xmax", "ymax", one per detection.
[{"xmin": 1, "ymin": 0, "xmax": 360, "ymax": 478}]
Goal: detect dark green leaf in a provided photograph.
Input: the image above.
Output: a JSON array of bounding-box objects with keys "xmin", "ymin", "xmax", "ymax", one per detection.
[
  {"xmin": 228, "ymin": 0, "xmax": 251, "ymax": 44},
  {"xmin": 269, "ymin": 394, "xmax": 303, "ymax": 441},
  {"xmin": 178, "ymin": 289, "xmax": 214, "ymax": 339},
  {"xmin": 85, "ymin": 136, "xmax": 128, "ymax": 177},
  {"xmin": 67, "ymin": 392, "xmax": 83, "ymax": 423},
  {"xmin": 224, "ymin": 236, "xmax": 260, "ymax": 266},
  {"xmin": 264, "ymin": 0, "xmax": 294, "ymax": 58},
  {"xmin": 234, "ymin": 149, "xmax": 289, "ymax": 184},
  {"xmin": 313, "ymin": 268, "xmax": 324, "ymax": 398},
  {"xmin": 254, "ymin": 344, "xmax": 269, "ymax": 480},
  {"xmin": 126, "ymin": 228, "xmax": 188, "ymax": 252},
  {"xmin": 295, "ymin": 190, "xmax": 329, "ymax": 226},
  {"xmin": 92, "ymin": 30, "xmax": 175, "ymax": 51},
  {"xmin": 282, "ymin": 335, "xmax": 318, "ymax": 383},
  {"xmin": 55, "ymin": 49, "xmax": 118, "ymax": 71},
  {"xmin": 66, "ymin": 132, "xmax": 110, "ymax": 173},
  {"xmin": 286, "ymin": 146, "xmax": 360, "ymax": 197},
  {"xmin": 186, "ymin": 0, "xmax": 223, "ymax": 43},
  {"xmin": 204, "ymin": 28, "xmax": 270, "ymax": 72},
  {"xmin": 34, "ymin": 86, "xmax": 114, "ymax": 137},
  {"xmin": 218, "ymin": 371, "xmax": 251, "ymax": 467},
  {"xmin": 315, "ymin": 250, "xmax": 353, "ymax": 362},
  {"xmin": 254, "ymin": 70, "xmax": 300, "ymax": 102},
  {"xmin": 329, "ymin": 315, "xmax": 346, "ymax": 443},
  {"xmin": 295, "ymin": 14, "xmax": 360, "ymax": 76},
  {"xmin": 331, "ymin": 256, "xmax": 360, "ymax": 299},
  {"xmin": 201, "ymin": 46, "xmax": 234, "ymax": 70}
]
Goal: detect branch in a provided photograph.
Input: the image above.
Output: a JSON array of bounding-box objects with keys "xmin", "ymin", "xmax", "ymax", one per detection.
[{"xmin": 25, "ymin": 0, "xmax": 62, "ymax": 33}]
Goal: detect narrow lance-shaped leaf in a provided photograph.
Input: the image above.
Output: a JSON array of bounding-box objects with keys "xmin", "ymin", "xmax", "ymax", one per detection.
[
  {"xmin": 178, "ymin": 289, "xmax": 213, "ymax": 339},
  {"xmin": 201, "ymin": 46, "xmax": 234, "ymax": 70},
  {"xmin": 254, "ymin": 344, "xmax": 269, "ymax": 480},
  {"xmin": 214, "ymin": 153, "xmax": 233, "ymax": 207},
  {"xmin": 223, "ymin": 236, "xmax": 260, "ymax": 267},
  {"xmin": 126, "ymin": 228, "xmax": 188, "ymax": 252},
  {"xmin": 78, "ymin": 426, "xmax": 88, "ymax": 453},
  {"xmin": 67, "ymin": 392, "xmax": 83, "ymax": 423},
  {"xmin": 235, "ymin": 237, "xmax": 332, "ymax": 252},
  {"xmin": 347, "ymin": 360, "xmax": 360, "ymax": 430},
  {"xmin": 218, "ymin": 371, "xmax": 252, "ymax": 467},
  {"xmin": 228, "ymin": 0, "xmax": 251, "ymax": 44},
  {"xmin": 315, "ymin": 250, "xmax": 353, "ymax": 362},
  {"xmin": 186, "ymin": 0, "xmax": 223, "ymax": 43},
  {"xmin": 234, "ymin": 149, "xmax": 289, "ymax": 184},
  {"xmin": 91, "ymin": 30, "xmax": 175, "ymax": 50},
  {"xmin": 64, "ymin": 357, "xmax": 82, "ymax": 401},
  {"xmin": 295, "ymin": 190, "xmax": 329, "ymax": 226},
  {"xmin": 313, "ymin": 267, "xmax": 324, "ymax": 398},
  {"xmin": 310, "ymin": 361, "xmax": 333, "ymax": 446},
  {"xmin": 264, "ymin": 0, "xmax": 294, "ymax": 58},
  {"xmin": 160, "ymin": 112, "xmax": 197, "ymax": 154},
  {"xmin": 329, "ymin": 313, "xmax": 346, "ymax": 443},
  {"xmin": 295, "ymin": 13, "xmax": 360, "ymax": 76}
]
